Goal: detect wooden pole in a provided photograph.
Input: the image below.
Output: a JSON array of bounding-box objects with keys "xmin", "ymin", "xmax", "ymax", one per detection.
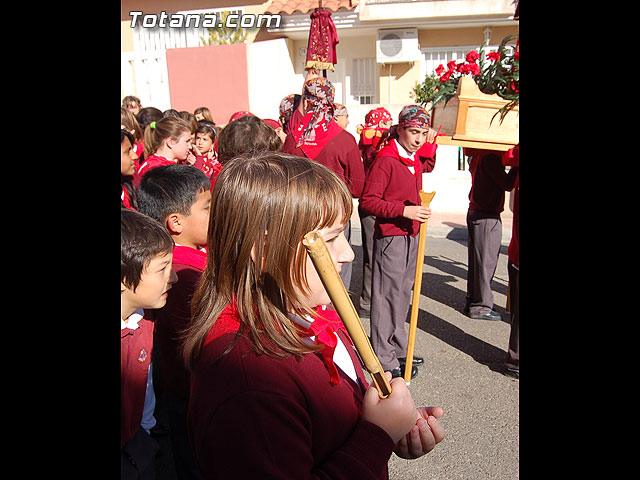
[
  {"xmin": 303, "ymin": 231, "xmax": 392, "ymax": 398},
  {"xmin": 404, "ymin": 190, "xmax": 436, "ymax": 384}
]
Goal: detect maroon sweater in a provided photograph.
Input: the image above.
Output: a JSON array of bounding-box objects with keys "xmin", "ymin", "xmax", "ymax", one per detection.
[
  {"xmin": 188, "ymin": 314, "xmax": 395, "ymax": 479},
  {"xmin": 121, "ymin": 315, "xmax": 154, "ymax": 446},
  {"xmin": 150, "ymin": 246, "xmax": 206, "ymax": 400},
  {"xmin": 360, "ymin": 140, "xmax": 435, "ymax": 237},
  {"xmin": 465, "ymin": 149, "xmax": 519, "ymax": 215},
  {"xmin": 283, "ymin": 127, "xmax": 365, "ymax": 199}
]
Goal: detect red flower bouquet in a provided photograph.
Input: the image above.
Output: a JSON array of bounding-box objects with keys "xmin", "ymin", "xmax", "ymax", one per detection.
[{"xmin": 429, "ymin": 34, "xmax": 518, "ymax": 123}]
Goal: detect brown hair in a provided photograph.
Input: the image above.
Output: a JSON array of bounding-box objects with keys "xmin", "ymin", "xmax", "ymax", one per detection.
[
  {"xmin": 122, "ymin": 95, "xmax": 141, "ymax": 109},
  {"xmin": 216, "ymin": 115, "xmax": 282, "ymax": 165},
  {"xmin": 121, "ymin": 107, "xmax": 143, "ymax": 142},
  {"xmin": 121, "ymin": 208, "xmax": 174, "ymax": 292},
  {"xmin": 182, "ymin": 151, "xmax": 353, "ymax": 371},
  {"xmin": 194, "ymin": 106, "xmax": 214, "ymax": 122},
  {"xmin": 143, "ymin": 116, "xmax": 192, "ymax": 158},
  {"xmin": 179, "ymin": 111, "xmax": 198, "ymax": 133}
]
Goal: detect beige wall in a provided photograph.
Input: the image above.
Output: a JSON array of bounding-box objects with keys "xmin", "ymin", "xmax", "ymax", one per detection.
[
  {"xmin": 122, "ymin": 21, "xmax": 135, "ymax": 52},
  {"xmin": 378, "ymin": 61, "xmax": 421, "ymax": 106},
  {"xmin": 418, "ymin": 26, "xmax": 518, "ymax": 48}
]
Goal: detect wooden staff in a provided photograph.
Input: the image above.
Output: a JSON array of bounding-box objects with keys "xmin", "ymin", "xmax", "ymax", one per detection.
[
  {"xmin": 405, "ymin": 190, "xmax": 436, "ymax": 384},
  {"xmin": 303, "ymin": 231, "xmax": 392, "ymax": 398}
]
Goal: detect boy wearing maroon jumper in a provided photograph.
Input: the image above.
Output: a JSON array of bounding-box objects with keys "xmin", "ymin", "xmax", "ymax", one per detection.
[
  {"xmin": 360, "ymin": 105, "xmax": 438, "ymax": 380},
  {"xmin": 137, "ymin": 164, "xmax": 211, "ymax": 479},
  {"xmin": 121, "ymin": 208, "xmax": 177, "ymax": 479}
]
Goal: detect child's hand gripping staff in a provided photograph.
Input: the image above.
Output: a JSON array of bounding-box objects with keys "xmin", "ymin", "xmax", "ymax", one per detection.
[{"xmin": 303, "ymin": 231, "xmax": 392, "ymax": 398}]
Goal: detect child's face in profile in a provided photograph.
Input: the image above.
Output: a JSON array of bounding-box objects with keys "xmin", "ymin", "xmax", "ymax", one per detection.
[
  {"xmin": 169, "ymin": 131, "xmax": 193, "ymax": 161},
  {"xmin": 300, "ymin": 217, "xmax": 354, "ymax": 309},
  {"xmin": 335, "ymin": 114, "xmax": 349, "ymax": 130},
  {"xmin": 195, "ymin": 132, "xmax": 214, "ymax": 155},
  {"xmin": 121, "ymin": 137, "xmax": 138, "ymax": 176},
  {"xmin": 123, "ymin": 252, "xmax": 177, "ymax": 311},
  {"xmin": 179, "ymin": 188, "xmax": 211, "ymax": 249}
]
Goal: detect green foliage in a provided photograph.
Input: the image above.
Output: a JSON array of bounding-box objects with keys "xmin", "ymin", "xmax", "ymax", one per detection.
[
  {"xmin": 411, "ymin": 73, "xmax": 440, "ymax": 107},
  {"xmin": 475, "ymin": 34, "xmax": 519, "ymax": 123},
  {"xmin": 200, "ymin": 11, "xmax": 248, "ymax": 45},
  {"xmin": 430, "ymin": 76, "xmax": 460, "ymax": 109}
]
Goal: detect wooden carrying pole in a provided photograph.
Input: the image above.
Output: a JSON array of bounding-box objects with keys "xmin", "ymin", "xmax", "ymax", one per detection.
[
  {"xmin": 404, "ymin": 190, "xmax": 436, "ymax": 384},
  {"xmin": 303, "ymin": 231, "xmax": 392, "ymax": 398}
]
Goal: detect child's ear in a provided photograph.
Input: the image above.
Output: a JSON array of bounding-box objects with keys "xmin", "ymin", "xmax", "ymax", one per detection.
[
  {"xmin": 164, "ymin": 137, "xmax": 176, "ymax": 150},
  {"xmin": 165, "ymin": 213, "xmax": 183, "ymax": 235}
]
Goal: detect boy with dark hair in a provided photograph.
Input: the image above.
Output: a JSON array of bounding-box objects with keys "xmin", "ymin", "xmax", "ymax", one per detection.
[
  {"xmin": 121, "ymin": 208, "xmax": 176, "ymax": 479},
  {"xmin": 137, "ymin": 164, "xmax": 211, "ymax": 479}
]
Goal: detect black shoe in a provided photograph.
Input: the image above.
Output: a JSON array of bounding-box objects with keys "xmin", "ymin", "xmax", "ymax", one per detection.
[
  {"xmin": 390, "ymin": 364, "xmax": 418, "ymax": 380},
  {"xmin": 503, "ymin": 369, "xmax": 519, "ymax": 380},
  {"xmin": 470, "ymin": 310, "xmax": 502, "ymax": 321},
  {"xmin": 398, "ymin": 356, "xmax": 424, "ymax": 366}
]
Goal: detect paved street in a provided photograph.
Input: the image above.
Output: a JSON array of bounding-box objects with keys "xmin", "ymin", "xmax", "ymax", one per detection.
[
  {"xmin": 350, "ymin": 228, "xmax": 519, "ymax": 479},
  {"xmin": 153, "ymin": 218, "xmax": 519, "ymax": 479}
]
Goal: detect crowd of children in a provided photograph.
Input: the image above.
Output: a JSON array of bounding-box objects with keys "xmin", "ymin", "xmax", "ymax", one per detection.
[{"xmin": 121, "ymin": 80, "xmax": 516, "ymax": 477}]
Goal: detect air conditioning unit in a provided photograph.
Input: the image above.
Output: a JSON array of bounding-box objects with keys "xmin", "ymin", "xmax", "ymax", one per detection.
[{"xmin": 376, "ymin": 28, "xmax": 421, "ymax": 64}]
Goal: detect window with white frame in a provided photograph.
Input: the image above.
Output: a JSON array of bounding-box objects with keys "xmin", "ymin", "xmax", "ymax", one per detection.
[
  {"xmin": 421, "ymin": 45, "xmax": 515, "ymax": 78},
  {"xmin": 351, "ymin": 57, "xmax": 377, "ymax": 104}
]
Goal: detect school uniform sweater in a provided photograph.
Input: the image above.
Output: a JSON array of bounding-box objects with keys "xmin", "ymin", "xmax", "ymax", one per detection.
[
  {"xmin": 121, "ymin": 311, "xmax": 154, "ymax": 446},
  {"xmin": 149, "ymin": 246, "xmax": 206, "ymax": 401},
  {"xmin": 187, "ymin": 306, "xmax": 395, "ymax": 480},
  {"xmin": 137, "ymin": 154, "xmax": 177, "ymax": 179},
  {"xmin": 360, "ymin": 140, "xmax": 435, "ymax": 237},
  {"xmin": 283, "ymin": 120, "xmax": 365, "ymax": 199},
  {"xmin": 465, "ymin": 149, "xmax": 519, "ymax": 215}
]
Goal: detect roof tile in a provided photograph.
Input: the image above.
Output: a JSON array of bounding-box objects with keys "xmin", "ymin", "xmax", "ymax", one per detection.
[{"xmin": 265, "ymin": 0, "xmax": 358, "ymax": 15}]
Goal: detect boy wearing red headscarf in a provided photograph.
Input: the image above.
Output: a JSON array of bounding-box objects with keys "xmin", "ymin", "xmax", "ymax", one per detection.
[
  {"xmin": 356, "ymin": 108, "xmax": 393, "ymax": 316},
  {"xmin": 360, "ymin": 105, "xmax": 438, "ymax": 380}
]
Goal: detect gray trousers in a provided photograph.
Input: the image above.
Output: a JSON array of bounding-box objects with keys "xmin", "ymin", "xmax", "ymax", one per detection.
[
  {"xmin": 465, "ymin": 210, "xmax": 502, "ymax": 316},
  {"xmin": 505, "ymin": 260, "xmax": 519, "ymax": 372},
  {"xmin": 370, "ymin": 233, "xmax": 418, "ymax": 370},
  {"xmin": 339, "ymin": 220, "xmax": 352, "ymax": 291},
  {"xmin": 357, "ymin": 206, "xmax": 375, "ymax": 312}
]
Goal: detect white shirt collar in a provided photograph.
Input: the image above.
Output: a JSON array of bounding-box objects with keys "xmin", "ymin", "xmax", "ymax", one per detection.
[
  {"xmin": 121, "ymin": 308, "xmax": 144, "ymax": 330},
  {"xmin": 394, "ymin": 138, "xmax": 415, "ymax": 160},
  {"xmin": 288, "ymin": 306, "xmax": 358, "ymax": 383}
]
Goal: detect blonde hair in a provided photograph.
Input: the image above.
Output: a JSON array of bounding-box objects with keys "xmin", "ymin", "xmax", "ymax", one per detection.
[
  {"xmin": 183, "ymin": 151, "xmax": 353, "ymax": 371},
  {"xmin": 143, "ymin": 116, "xmax": 192, "ymax": 158}
]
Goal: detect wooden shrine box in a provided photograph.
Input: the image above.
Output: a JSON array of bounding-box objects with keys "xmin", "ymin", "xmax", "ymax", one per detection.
[{"xmin": 432, "ymin": 76, "xmax": 518, "ymax": 151}]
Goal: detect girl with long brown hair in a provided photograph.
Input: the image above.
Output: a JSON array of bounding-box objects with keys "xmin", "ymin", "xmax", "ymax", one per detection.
[{"xmin": 183, "ymin": 151, "xmax": 444, "ymax": 479}]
